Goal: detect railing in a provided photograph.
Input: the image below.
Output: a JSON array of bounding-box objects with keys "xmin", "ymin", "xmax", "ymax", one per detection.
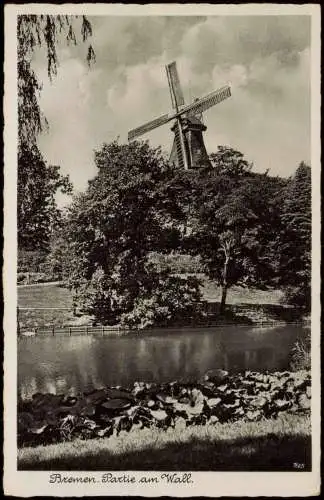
[
  {"xmin": 18, "ymin": 318, "xmax": 310, "ymax": 338},
  {"xmin": 19, "ymin": 324, "xmax": 130, "ymax": 337}
]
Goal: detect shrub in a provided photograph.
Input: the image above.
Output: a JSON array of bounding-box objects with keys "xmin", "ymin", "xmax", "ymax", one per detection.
[
  {"xmin": 290, "ymin": 330, "xmax": 311, "ymax": 371},
  {"xmin": 283, "ymin": 284, "xmax": 311, "ymax": 313},
  {"xmin": 74, "ymin": 267, "xmax": 204, "ymax": 329},
  {"xmin": 18, "ymin": 249, "xmax": 48, "ymax": 273},
  {"xmin": 17, "ymin": 272, "xmax": 27, "ymax": 283},
  {"xmin": 120, "ymin": 275, "xmax": 204, "ymax": 329}
]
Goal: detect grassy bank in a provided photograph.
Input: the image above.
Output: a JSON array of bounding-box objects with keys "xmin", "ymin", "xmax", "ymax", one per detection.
[
  {"xmin": 18, "ymin": 281, "xmax": 293, "ymax": 330},
  {"xmin": 18, "ymin": 281, "xmax": 283, "ymax": 308},
  {"xmin": 18, "ymin": 413, "xmax": 311, "ymax": 471}
]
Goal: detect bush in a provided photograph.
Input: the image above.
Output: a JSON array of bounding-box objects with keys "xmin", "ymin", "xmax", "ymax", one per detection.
[
  {"xmin": 17, "ymin": 272, "xmax": 27, "ymax": 283},
  {"xmin": 18, "ymin": 249, "xmax": 48, "ymax": 273},
  {"xmin": 73, "ymin": 267, "xmax": 204, "ymax": 329},
  {"xmin": 290, "ymin": 330, "xmax": 311, "ymax": 371},
  {"xmin": 283, "ymin": 284, "xmax": 311, "ymax": 313},
  {"xmin": 120, "ymin": 275, "xmax": 204, "ymax": 329}
]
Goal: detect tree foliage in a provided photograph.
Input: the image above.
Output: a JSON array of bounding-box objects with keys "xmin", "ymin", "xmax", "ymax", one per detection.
[
  {"xmin": 168, "ymin": 147, "xmax": 286, "ymax": 313},
  {"xmin": 18, "ymin": 143, "xmax": 72, "ymax": 250},
  {"xmin": 17, "ymin": 15, "xmax": 95, "ymax": 252},
  {"xmin": 64, "ymin": 141, "xmax": 202, "ymax": 327},
  {"xmin": 275, "ymin": 162, "xmax": 311, "ymax": 311},
  {"xmin": 18, "ymin": 15, "xmax": 95, "ymax": 146},
  {"xmin": 52, "ymin": 141, "xmax": 311, "ymax": 323}
]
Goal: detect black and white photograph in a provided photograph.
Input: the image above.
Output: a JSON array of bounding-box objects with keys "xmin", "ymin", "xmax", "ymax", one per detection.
[{"xmin": 3, "ymin": 3, "xmax": 321, "ymax": 497}]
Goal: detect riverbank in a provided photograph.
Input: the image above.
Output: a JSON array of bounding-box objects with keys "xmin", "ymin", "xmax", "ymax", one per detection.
[
  {"xmin": 18, "ymin": 369, "xmax": 311, "ymax": 454},
  {"xmin": 18, "ymin": 281, "xmax": 307, "ymax": 333},
  {"xmin": 18, "ymin": 412, "xmax": 310, "ymax": 471}
]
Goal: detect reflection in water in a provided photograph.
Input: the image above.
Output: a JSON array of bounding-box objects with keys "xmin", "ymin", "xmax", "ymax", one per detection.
[{"xmin": 18, "ymin": 325, "xmax": 308, "ymax": 398}]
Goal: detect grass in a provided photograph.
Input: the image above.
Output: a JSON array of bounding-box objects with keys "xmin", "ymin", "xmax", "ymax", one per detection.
[
  {"xmin": 18, "ymin": 413, "xmax": 311, "ymax": 471},
  {"xmin": 18, "ymin": 280, "xmax": 283, "ymax": 309},
  {"xmin": 18, "ymin": 283, "xmax": 73, "ymax": 309},
  {"xmin": 17, "ymin": 280, "xmax": 294, "ymax": 329}
]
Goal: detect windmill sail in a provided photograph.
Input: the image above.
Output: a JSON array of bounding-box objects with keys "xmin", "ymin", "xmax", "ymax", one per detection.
[
  {"xmin": 184, "ymin": 85, "xmax": 231, "ymax": 117},
  {"xmin": 174, "ymin": 121, "xmax": 185, "ymax": 169},
  {"xmin": 166, "ymin": 61, "xmax": 185, "ymax": 109},
  {"xmin": 128, "ymin": 60, "xmax": 232, "ymax": 170},
  {"xmin": 128, "ymin": 112, "xmax": 171, "ymax": 141}
]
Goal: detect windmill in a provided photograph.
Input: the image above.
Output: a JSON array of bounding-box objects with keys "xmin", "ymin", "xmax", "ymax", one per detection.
[{"xmin": 128, "ymin": 61, "xmax": 231, "ymax": 170}]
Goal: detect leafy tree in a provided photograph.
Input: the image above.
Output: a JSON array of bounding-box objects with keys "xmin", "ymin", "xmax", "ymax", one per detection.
[
  {"xmin": 177, "ymin": 147, "xmax": 285, "ymax": 314},
  {"xmin": 64, "ymin": 141, "xmax": 202, "ymax": 327},
  {"xmin": 275, "ymin": 162, "xmax": 311, "ymax": 311},
  {"xmin": 18, "ymin": 143, "xmax": 72, "ymax": 250},
  {"xmin": 18, "ymin": 15, "xmax": 95, "ymax": 146},
  {"xmin": 17, "ymin": 15, "xmax": 95, "ymax": 251}
]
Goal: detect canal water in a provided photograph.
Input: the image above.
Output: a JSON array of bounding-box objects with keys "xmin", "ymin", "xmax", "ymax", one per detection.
[{"xmin": 18, "ymin": 324, "xmax": 308, "ymax": 399}]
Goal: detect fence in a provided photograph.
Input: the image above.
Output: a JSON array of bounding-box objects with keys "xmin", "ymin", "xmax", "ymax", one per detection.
[
  {"xmin": 19, "ymin": 324, "xmax": 130, "ymax": 337},
  {"xmin": 18, "ymin": 318, "xmax": 310, "ymax": 338}
]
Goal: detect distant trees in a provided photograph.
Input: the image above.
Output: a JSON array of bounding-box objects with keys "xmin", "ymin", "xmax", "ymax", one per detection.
[{"xmin": 17, "ymin": 15, "xmax": 94, "ymax": 253}]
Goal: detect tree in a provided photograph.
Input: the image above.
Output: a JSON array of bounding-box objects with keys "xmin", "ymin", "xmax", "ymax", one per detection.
[
  {"xmin": 64, "ymin": 141, "xmax": 202, "ymax": 327},
  {"xmin": 178, "ymin": 147, "xmax": 286, "ymax": 314},
  {"xmin": 17, "ymin": 15, "xmax": 95, "ymax": 251},
  {"xmin": 275, "ymin": 162, "xmax": 311, "ymax": 311},
  {"xmin": 18, "ymin": 15, "xmax": 95, "ymax": 146},
  {"xmin": 18, "ymin": 142, "xmax": 72, "ymax": 251}
]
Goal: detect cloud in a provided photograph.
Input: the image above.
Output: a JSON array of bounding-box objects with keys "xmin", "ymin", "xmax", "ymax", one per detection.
[{"xmin": 35, "ymin": 15, "xmax": 311, "ymax": 200}]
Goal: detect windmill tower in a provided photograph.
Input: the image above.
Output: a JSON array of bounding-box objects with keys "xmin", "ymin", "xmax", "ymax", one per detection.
[{"xmin": 128, "ymin": 61, "xmax": 231, "ymax": 170}]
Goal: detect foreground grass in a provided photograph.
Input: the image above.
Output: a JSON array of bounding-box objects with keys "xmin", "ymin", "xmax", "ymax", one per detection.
[{"xmin": 18, "ymin": 413, "xmax": 311, "ymax": 471}]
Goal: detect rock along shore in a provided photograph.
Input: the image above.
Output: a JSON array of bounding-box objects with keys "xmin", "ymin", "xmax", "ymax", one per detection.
[{"xmin": 18, "ymin": 369, "xmax": 311, "ymax": 448}]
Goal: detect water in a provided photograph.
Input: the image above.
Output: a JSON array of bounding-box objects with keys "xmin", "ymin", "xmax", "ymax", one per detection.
[{"xmin": 18, "ymin": 325, "xmax": 308, "ymax": 399}]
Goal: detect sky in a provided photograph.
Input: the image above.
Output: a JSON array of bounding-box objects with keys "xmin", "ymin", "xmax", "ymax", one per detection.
[{"xmin": 34, "ymin": 15, "xmax": 311, "ymax": 202}]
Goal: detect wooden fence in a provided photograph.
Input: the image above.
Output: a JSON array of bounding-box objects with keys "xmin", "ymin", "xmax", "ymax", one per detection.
[
  {"xmin": 18, "ymin": 319, "xmax": 310, "ymax": 338},
  {"xmin": 19, "ymin": 324, "xmax": 131, "ymax": 337}
]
